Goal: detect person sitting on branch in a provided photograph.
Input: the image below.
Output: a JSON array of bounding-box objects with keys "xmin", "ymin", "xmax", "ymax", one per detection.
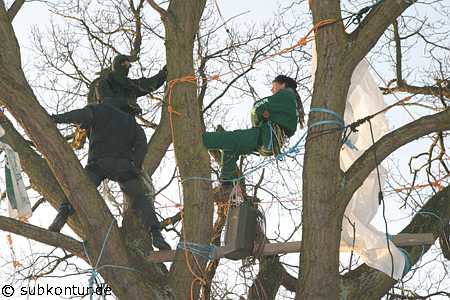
[
  {"xmin": 202, "ymin": 75, "xmax": 304, "ymax": 188},
  {"xmin": 48, "ymin": 54, "xmax": 170, "ymax": 250}
]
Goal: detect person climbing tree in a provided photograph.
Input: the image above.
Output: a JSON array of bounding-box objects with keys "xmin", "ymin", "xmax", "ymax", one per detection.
[
  {"xmin": 94, "ymin": 54, "xmax": 167, "ymax": 112},
  {"xmin": 203, "ymin": 75, "xmax": 303, "ymax": 187},
  {"xmin": 48, "ymin": 54, "xmax": 170, "ymax": 250}
]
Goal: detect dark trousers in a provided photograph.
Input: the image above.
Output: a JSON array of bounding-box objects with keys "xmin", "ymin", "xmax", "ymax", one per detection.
[{"xmin": 85, "ymin": 157, "xmax": 160, "ymax": 232}]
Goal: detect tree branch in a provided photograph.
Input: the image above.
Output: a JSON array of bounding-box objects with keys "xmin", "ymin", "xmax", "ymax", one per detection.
[
  {"xmin": 142, "ymin": 105, "xmax": 172, "ymax": 177},
  {"xmin": 349, "ymin": 0, "xmax": 416, "ymax": 64},
  {"xmin": 381, "ymin": 83, "xmax": 450, "ymax": 100},
  {"xmin": 342, "ymin": 109, "xmax": 450, "ymax": 212},
  {"xmin": 146, "ymin": 0, "xmax": 167, "ymax": 20},
  {"xmin": 6, "ymin": 0, "xmax": 25, "ymax": 22},
  {"xmin": 342, "ymin": 185, "xmax": 450, "ymax": 299},
  {"xmin": 0, "ymin": 216, "xmax": 85, "ymax": 257}
]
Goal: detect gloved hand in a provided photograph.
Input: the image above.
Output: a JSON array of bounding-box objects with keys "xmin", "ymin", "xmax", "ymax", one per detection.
[
  {"xmin": 129, "ymin": 104, "xmax": 143, "ymax": 116},
  {"xmin": 50, "ymin": 114, "xmax": 64, "ymax": 123},
  {"xmin": 160, "ymin": 65, "xmax": 167, "ymax": 81}
]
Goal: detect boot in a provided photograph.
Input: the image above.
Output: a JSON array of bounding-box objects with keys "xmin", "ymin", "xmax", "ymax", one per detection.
[
  {"xmin": 151, "ymin": 229, "xmax": 171, "ymax": 250},
  {"xmin": 48, "ymin": 202, "xmax": 74, "ymax": 232}
]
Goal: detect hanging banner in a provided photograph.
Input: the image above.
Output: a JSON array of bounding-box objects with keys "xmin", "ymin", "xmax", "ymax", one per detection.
[
  {"xmin": 0, "ymin": 125, "xmax": 32, "ymax": 220},
  {"xmin": 312, "ymin": 46, "xmax": 407, "ymax": 279}
]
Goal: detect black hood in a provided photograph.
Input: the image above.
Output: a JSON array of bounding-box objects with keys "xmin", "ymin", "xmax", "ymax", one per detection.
[{"xmin": 112, "ymin": 54, "xmax": 131, "ymax": 79}]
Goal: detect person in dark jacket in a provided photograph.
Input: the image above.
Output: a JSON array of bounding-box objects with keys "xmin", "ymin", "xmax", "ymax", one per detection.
[
  {"xmin": 48, "ymin": 55, "xmax": 170, "ymax": 250},
  {"xmin": 94, "ymin": 54, "xmax": 167, "ymax": 114},
  {"xmin": 202, "ymin": 75, "xmax": 303, "ymax": 184}
]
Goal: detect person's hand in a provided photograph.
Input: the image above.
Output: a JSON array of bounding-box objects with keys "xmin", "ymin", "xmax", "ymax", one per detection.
[
  {"xmin": 50, "ymin": 114, "xmax": 62, "ymax": 123},
  {"xmin": 160, "ymin": 65, "xmax": 167, "ymax": 80},
  {"xmin": 129, "ymin": 104, "xmax": 143, "ymax": 116}
]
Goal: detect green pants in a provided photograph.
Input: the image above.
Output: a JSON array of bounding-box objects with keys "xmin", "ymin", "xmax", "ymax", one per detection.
[{"xmin": 202, "ymin": 123, "xmax": 272, "ymax": 182}]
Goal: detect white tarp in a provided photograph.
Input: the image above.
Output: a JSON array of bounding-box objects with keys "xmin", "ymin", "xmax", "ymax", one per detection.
[
  {"xmin": 0, "ymin": 125, "xmax": 32, "ymax": 220},
  {"xmin": 312, "ymin": 46, "xmax": 406, "ymax": 279}
]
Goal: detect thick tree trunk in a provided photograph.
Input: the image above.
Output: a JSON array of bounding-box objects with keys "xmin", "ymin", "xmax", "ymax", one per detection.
[
  {"xmin": 161, "ymin": 1, "xmax": 214, "ymax": 299},
  {"xmin": 298, "ymin": 2, "xmax": 351, "ymax": 299}
]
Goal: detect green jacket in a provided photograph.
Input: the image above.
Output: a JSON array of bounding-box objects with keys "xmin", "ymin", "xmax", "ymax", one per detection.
[{"xmin": 251, "ymin": 88, "xmax": 298, "ymax": 137}]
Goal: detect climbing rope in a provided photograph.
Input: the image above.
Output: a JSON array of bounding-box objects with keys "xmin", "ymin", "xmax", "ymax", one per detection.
[{"xmin": 81, "ymin": 219, "xmax": 140, "ymax": 300}]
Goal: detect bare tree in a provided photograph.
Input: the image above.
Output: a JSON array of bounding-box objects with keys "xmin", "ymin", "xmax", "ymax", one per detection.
[{"xmin": 0, "ymin": 0, "xmax": 449, "ymax": 299}]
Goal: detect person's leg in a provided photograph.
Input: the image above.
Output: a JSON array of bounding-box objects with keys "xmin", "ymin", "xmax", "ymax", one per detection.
[
  {"xmin": 118, "ymin": 174, "xmax": 171, "ymax": 250},
  {"xmin": 202, "ymin": 127, "xmax": 260, "ymax": 182},
  {"xmin": 48, "ymin": 164, "xmax": 104, "ymax": 232}
]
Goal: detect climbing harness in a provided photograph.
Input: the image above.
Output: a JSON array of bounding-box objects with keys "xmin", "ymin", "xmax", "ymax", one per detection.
[{"xmin": 256, "ymin": 121, "xmax": 286, "ymax": 157}]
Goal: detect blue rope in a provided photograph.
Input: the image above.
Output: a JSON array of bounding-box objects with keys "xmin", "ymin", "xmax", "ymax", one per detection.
[
  {"xmin": 309, "ymin": 107, "xmax": 358, "ymax": 150},
  {"xmin": 266, "ymin": 121, "xmax": 274, "ymax": 152},
  {"xmin": 177, "ymin": 241, "xmax": 217, "ymax": 260},
  {"xmin": 398, "ymin": 247, "xmax": 413, "ymax": 277},
  {"xmin": 83, "ymin": 219, "xmax": 116, "ymax": 300},
  {"xmin": 417, "ymin": 211, "xmax": 443, "ymax": 223}
]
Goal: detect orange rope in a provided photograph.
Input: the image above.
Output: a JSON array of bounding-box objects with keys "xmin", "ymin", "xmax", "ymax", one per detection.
[
  {"xmin": 6, "ymin": 233, "xmax": 21, "ymax": 269},
  {"xmin": 392, "ymin": 173, "xmax": 449, "ymax": 193}
]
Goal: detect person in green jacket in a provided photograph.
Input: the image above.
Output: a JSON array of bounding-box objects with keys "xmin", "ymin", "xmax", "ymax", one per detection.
[{"xmin": 203, "ymin": 75, "xmax": 304, "ymax": 185}]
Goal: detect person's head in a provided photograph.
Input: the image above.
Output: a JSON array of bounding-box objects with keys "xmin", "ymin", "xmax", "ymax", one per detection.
[
  {"xmin": 272, "ymin": 75, "xmax": 305, "ymax": 128},
  {"xmin": 271, "ymin": 75, "xmax": 297, "ymax": 95},
  {"xmin": 112, "ymin": 54, "xmax": 132, "ymax": 78}
]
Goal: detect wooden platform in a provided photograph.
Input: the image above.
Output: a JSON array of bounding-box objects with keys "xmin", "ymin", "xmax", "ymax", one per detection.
[{"xmin": 146, "ymin": 233, "xmax": 435, "ymax": 263}]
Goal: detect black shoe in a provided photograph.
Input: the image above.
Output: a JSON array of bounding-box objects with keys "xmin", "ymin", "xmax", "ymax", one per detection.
[
  {"xmin": 48, "ymin": 202, "xmax": 74, "ymax": 232},
  {"xmin": 151, "ymin": 230, "xmax": 171, "ymax": 250}
]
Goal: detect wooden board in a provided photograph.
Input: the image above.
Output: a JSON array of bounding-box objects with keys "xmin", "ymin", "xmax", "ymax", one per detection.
[{"xmin": 146, "ymin": 233, "xmax": 435, "ymax": 263}]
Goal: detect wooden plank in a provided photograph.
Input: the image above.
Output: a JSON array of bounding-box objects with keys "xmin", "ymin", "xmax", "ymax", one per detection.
[
  {"xmin": 390, "ymin": 233, "xmax": 435, "ymax": 246},
  {"xmin": 146, "ymin": 233, "xmax": 435, "ymax": 263}
]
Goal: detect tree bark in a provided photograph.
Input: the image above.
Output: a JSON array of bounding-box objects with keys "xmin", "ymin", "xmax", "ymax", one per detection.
[
  {"xmin": 0, "ymin": 216, "xmax": 84, "ymax": 257},
  {"xmin": 159, "ymin": 1, "xmax": 214, "ymax": 299},
  {"xmin": 298, "ymin": 2, "xmax": 350, "ymax": 299}
]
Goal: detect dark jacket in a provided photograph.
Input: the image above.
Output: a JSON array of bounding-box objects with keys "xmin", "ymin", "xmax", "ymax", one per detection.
[
  {"xmin": 251, "ymin": 88, "xmax": 298, "ymax": 137},
  {"xmin": 52, "ymin": 103, "xmax": 147, "ymax": 168},
  {"xmin": 96, "ymin": 69, "xmax": 166, "ymax": 113}
]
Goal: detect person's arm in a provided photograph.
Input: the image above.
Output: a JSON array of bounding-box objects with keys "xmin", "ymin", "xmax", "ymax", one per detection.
[
  {"xmin": 255, "ymin": 90, "xmax": 296, "ymax": 121},
  {"xmin": 51, "ymin": 106, "xmax": 94, "ymax": 128},
  {"xmin": 132, "ymin": 125, "xmax": 148, "ymax": 170},
  {"xmin": 131, "ymin": 66, "xmax": 167, "ymax": 97},
  {"xmin": 253, "ymin": 97, "xmax": 271, "ymax": 123}
]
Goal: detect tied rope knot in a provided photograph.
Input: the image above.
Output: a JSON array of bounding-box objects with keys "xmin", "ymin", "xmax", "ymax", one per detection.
[
  {"xmin": 298, "ymin": 37, "xmax": 308, "ymax": 47},
  {"xmin": 348, "ymin": 115, "xmax": 373, "ymax": 133},
  {"xmin": 209, "ymin": 74, "xmax": 221, "ymax": 81}
]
